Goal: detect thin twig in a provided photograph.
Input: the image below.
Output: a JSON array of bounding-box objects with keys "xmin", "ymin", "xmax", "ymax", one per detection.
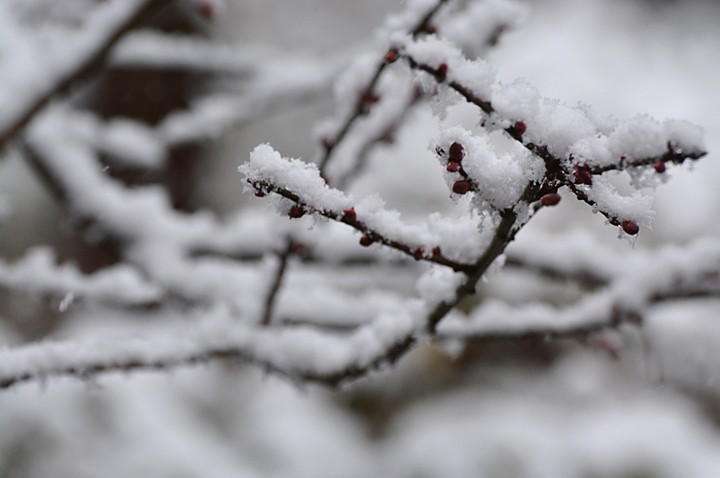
[
  {"xmin": 190, "ymin": 246, "xmax": 610, "ymax": 290},
  {"xmin": 1, "ymin": 260, "xmax": 718, "ymax": 391},
  {"xmin": 318, "ymin": 0, "xmax": 449, "ymax": 174},
  {"xmin": 402, "ymin": 54, "xmax": 707, "ymax": 227},
  {"xmin": 503, "ymin": 256, "xmax": 609, "ymax": 289},
  {"xmin": 260, "ymin": 240, "xmax": 295, "ymax": 326},
  {"xmin": 248, "ymin": 180, "xmax": 477, "ymax": 273}
]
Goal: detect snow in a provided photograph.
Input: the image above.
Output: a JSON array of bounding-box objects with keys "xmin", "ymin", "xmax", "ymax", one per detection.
[
  {"xmin": 0, "ymin": 248, "xmax": 161, "ymax": 305},
  {"xmin": 400, "ymin": 34, "xmax": 497, "ymax": 105},
  {"xmin": 384, "ymin": 354, "xmax": 720, "ymax": 478},
  {"xmin": 581, "ymin": 176, "xmax": 657, "ymax": 225},
  {"xmin": 439, "ymin": 0, "xmax": 527, "ymax": 59},
  {"xmin": 158, "ymin": 52, "xmax": 334, "ymax": 147},
  {"xmin": 0, "ymin": 299, "xmax": 423, "ymax": 387},
  {"xmin": 321, "ymin": 68, "xmax": 418, "ymax": 186},
  {"xmin": 66, "ymin": 109, "xmax": 166, "ymax": 168},
  {"xmin": 242, "ymin": 144, "xmax": 353, "ymax": 212},
  {"xmin": 434, "ymin": 126, "xmax": 542, "ymax": 210},
  {"xmin": 439, "ymin": 237, "xmax": 720, "ymax": 340},
  {"xmin": 571, "ymin": 116, "xmax": 705, "ymax": 169},
  {"xmin": 111, "ymin": 29, "xmax": 255, "ymax": 73},
  {"xmin": 382, "ymin": 0, "xmax": 445, "ymax": 38},
  {"xmin": 242, "ymin": 144, "xmax": 500, "ymax": 264},
  {"xmin": 398, "ymin": 33, "xmax": 705, "ymax": 171},
  {"xmin": 415, "ymin": 266, "xmax": 464, "ymax": 307},
  {"xmin": 0, "ymin": 0, "xmax": 153, "ymax": 142}
]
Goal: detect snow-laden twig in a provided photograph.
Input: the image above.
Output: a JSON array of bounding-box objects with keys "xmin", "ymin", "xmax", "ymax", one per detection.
[
  {"xmin": 397, "ymin": 34, "xmax": 706, "ymax": 233},
  {"xmin": 21, "ymin": 106, "xmax": 412, "ymax": 317},
  {"xmin": 0, "ymin": 304, "xmax": 416, "ymax": 389},
  {"xmin": 0, "ymin": 248, "xmax": 162, "ymax": 307},
  {"xmin": 155, "ymin": 52, "xmax": 338, "ymax": 149},
  {"xmin": 0, "ymin": 0, "xmax": 710, "ymax": 394},
  {"xmin": 2, "ymin": 236, "xmax": 717, "ymax": 391},
  {"xmin": 317, "ymin": 0, "xmax": 525, "ymax": 185},
  {"xmin": 110, "ymin": 30, "xmax": 258, "ymax": 74},
  {"xmin": 260, "ymin": 239, "xmax": 295, "ymax": 327},
  {"xmin": 239, "ymin": 3, "xmax": 707, "ymax": 387},
  {"xmin": 44, "ymin": 48, "xmax": 335, "ymax": 170},
  {"xmin": 256, "ymin": 0, "xmax": 521, "ymax": 331},
  {"xmin": 243, "ymin": 145, "xmax": 496, "ymax": 272},
  {"xmin": 441, "ymin": 238, "xmax": 720, "ymax": 342},
  {"xmin": 0, "ymin": 0, "xmax": 168, "ymax": 152},
  {"xmin": 21, "ymin": 106, "xmax": 271, "ymax": 307},
  {"xmin": 316, "ymin": 0, "xmax": 451, "ymax": 174},
  {"xmin": 0, "ymin": 196, "xmax": 525, "ymax": 389}
]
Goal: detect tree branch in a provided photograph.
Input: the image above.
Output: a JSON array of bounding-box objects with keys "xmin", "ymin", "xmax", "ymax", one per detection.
[
  {"xmin": 317, "ymin": 0, "xmax": 449, "ymax": 174},
  {"xmin": 260, "ymin": 240, "xmax": 295, "ymax": 326},
  {"xmin": 0, "ymin": 0, "xmax": 169, "ymax": 153}
]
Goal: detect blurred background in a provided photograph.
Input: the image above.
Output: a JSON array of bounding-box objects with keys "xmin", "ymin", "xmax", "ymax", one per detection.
[{"xmin": 1, "ymin": 0, "xmax": 719, "ymax": 476}]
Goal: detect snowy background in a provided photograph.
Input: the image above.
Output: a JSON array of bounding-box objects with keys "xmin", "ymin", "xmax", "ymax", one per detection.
[{"xmin": 1, "ymin": 0, "xmax": 719, "ymax": 476}]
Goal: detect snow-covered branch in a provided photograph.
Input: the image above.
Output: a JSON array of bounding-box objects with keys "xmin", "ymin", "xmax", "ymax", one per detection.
[
  {"xmin": 0, "ymin": 248, "xmax": 162, "ymax": 307},
  {"xmin": 2, "ymin": 0, "xmax": 719, "ymax": 474},
  {"xmin": 396, "ymin": 34, "xmax": 706, "ymax": 234},
  {"xmin": 2, "ymin": 236, "xmax": 718, "ymax": 391},
  {"xmin": 0, "ymin": 0, "xmax": 713, "ymax": 400},
  {"xmin": 442, "ymin": 238, "xmax": 720, "ymax": 344},
  {"xmin": 0, "ymin": 0, "xmax": 169, "ymax": 152}
]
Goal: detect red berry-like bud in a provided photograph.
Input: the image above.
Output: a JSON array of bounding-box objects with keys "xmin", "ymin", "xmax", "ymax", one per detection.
[
  {"xmin": 359, "ymin": 90, "xmax": 380, "ymax": 104},
  {"xmin": 448, "ymin": 142, "xmax": 464, "ymax": 163},
  {"xmin": 452, "ymin": 179, "xmax": 470, "ymax": 195},
  {"xmin": 654, "ymin": 161, "xmax": 666, "ymax": 173},
  {"xmin": 341, "ymin": 207, "xmax": 356, "ymax": 223},
  {"xmin": 413, "ymin": 247, "xmax": 425, "ymax": 260},
  {"xmin": 435, "ymin": 63, "xmax": 448, "ymax": 82},
  {"xmin": 359, "ymin": 235, "xmax": 374, "ymax": 247},
  {"xmin": 432, "ymin": 246, "xmax": 442, "ymax": 258},
  {"xmin": 540, "ymin": 193, "xmax": 561, "ymax": 207},
  {"xmin": 384, "ymin": 49, "xmax": 398, "ymax": 63},
  {"xmin": 621, "ymin": 220, "xmax": 639, "ymax": 235},
  {"xmin": 357, "ymin": 90, "xmax": 380, "ymax": 115},
  {"xmin": 573, "ymin": 164, "xmax": 593, "ymax": 185},
  {"xmin": 288, "ymin": 205, "xmax": 305, "ymax": 218},
  {"xmin": 446, "ymin": 162, "xmax": 459, "ymax": 173},
  {"xmin": 509, "ymin": 121, "xmax": 526, "ymax": 139}
]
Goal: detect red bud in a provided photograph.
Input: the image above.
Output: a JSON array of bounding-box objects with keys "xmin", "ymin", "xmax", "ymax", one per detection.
[
  {"xmin": 341, "ymin": 208, "xmax": 357, "ymax": 223},
  {"xmin": 288, "ymin": 205, "xmax": 305, "ymax": 219},
  {"xmin": 359, "ymin": 235, "xmax": 374, "ymax": 247},
  {"xmin": 452, "ymin": 179, "xmax": 470, "ymax": 195},
  {"xmin": 540, "ymin": 193, "xmax": 561, "ymax": 207},
  {"xmin": 621, "ymin": 220, "xmax": 639, "ymax": 235}
]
